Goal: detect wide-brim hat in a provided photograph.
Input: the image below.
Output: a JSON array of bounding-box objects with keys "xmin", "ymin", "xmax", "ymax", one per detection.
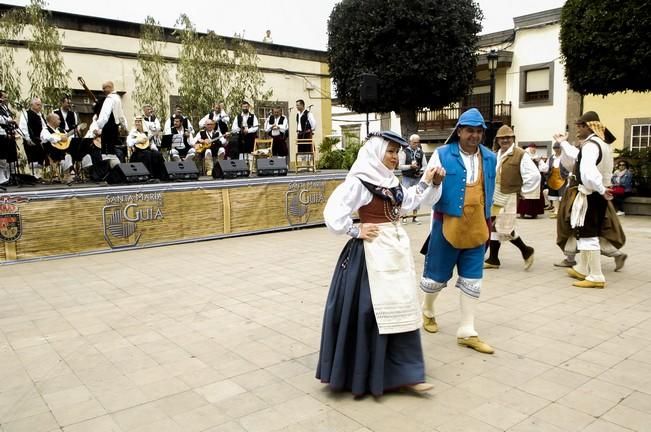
[
  {"xmin": 576, "ymin": 111, "xmax": 600, "ymax": 124},
  {"xmin": 380, "ymin": 130, "xmax": 409, "ymax": 147},
  {"xmin": 495, "ymin": 125, "xmax": 515, "ymax": 138}
]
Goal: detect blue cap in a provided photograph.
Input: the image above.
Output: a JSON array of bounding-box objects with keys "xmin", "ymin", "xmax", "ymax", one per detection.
[
  {"xmin": 456, "ymin": 108, "xmax": 486, "ymax": 129},
  {"xmin": 379, "ymin": 130, "xmax": 409, "ymax": 147}
]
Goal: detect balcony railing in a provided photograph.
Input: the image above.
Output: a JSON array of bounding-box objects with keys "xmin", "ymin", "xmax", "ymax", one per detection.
[{"xmin": 417, "ymin": 102, "xmax": 512, "ymax": 130}]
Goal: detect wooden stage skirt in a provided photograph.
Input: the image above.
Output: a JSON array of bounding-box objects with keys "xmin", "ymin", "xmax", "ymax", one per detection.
[{"xmin": 0, "ymin": 172, "xmax": 347, "ymax": 263}]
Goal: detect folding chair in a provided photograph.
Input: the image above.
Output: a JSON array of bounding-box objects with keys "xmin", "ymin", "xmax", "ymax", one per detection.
[
  {"xmin": 251, "ymin": 138, "xmax": 273, "ymax": 173},
  {"xmin": 295, "ymin": 138, "xmax": 316, "ymax": 173}
]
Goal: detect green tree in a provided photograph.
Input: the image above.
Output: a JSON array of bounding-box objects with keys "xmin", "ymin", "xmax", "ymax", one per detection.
[
  {"xmin": 174, "ymin": 14, "xmax": 270, "ymax": 129},
  {"xmin": 560, "ymin": 0, "xmax": 651, "ymax": 95},
  {"xmin": 328, "ymin": 0, "xmax": 483, "ymax": 137},
  {"xmin": 133, "ymin": 16, "xmax": 173, "ymax": 120},
  {"xmin": 0, "ymin": 8, "xmax": 25, "ymax": 105},
  {"xmin": 24, "ymin": 0, "xmax": 70, "ymax": 107},
  {"xmin": 222, "ymin": 36, "xmax": 271, "ymax": 116}
]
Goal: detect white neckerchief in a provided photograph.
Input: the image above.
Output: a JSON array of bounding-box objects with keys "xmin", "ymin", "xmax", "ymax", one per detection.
[{"xmin": 347, "ymin": 136, "xmax": 399, "ymax": 189}]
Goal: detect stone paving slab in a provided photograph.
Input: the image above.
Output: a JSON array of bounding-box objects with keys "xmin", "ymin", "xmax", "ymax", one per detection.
[{"xmin": 0, "ymin": 214, "xmax": 649, "ymax": 432}]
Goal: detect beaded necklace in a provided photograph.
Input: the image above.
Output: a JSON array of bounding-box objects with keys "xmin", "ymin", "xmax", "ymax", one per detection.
[{"xmin": 383, "ymin": 198, "xmax": 401, "ymax": 223}]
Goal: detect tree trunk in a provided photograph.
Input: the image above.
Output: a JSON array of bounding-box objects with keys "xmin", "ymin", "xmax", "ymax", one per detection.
[{"xmin": 399, "ymin": 108, "xmax": 418, "ymax": 140}]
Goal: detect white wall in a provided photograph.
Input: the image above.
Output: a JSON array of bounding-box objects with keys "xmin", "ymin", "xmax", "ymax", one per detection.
[{"xmin": 506, "ymin": 24, "xmax": 567, "ymax": 146}]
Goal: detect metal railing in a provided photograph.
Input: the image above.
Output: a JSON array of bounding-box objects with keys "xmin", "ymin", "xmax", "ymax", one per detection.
[{"xmin": 417, "ymin": 102, "xmax": 512, "ymax": 130}]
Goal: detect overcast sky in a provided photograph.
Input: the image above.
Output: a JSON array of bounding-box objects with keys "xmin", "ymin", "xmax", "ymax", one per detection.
[{"xmin": 3, "ymin": 0, "xmax": 566, "ymax": 50}]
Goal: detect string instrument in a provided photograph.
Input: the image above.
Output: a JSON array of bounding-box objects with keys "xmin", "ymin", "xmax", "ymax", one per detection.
[
  {"xmin": 51, "ymin": 122, "xmax": 87, "ymax": 150},
  {"xmin": 194, "ymin": 135, "xmax": 222, "ymax": 154},
  {"xmin": 77, "ymin": 76, "xmax": 97, "ymax": 103},
  {"xmin": 78, "ymin": 77, "xmax": 102, "ymax": 149},
  {"xmin": 133, "ymin": 132, "xmax": 151, "ymax": 150}
]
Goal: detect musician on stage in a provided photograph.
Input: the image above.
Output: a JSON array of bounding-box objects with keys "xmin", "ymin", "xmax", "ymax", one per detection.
[
  {"xmin": 142, "ymin": 104, "xmax": 161, "ymax": 150},
  {"xmin": 231, "ymin": 101, "xmax": 258, "ymax": 162},
  {"xmin": 199, "ymin": 101, "xmax": 230, "ymax": 133},
  {"xmin": 95, "ymin": 81, "xmax": 127, "ymax": 169},
  {"xmin": 164, "ymin": 105, "xmax": 194, "ymax": 136},
  {"xmin": 295, "ymin": 99, "xmax": 316, "ymax": 140},
  {"xmin": 127, "ymin": 115, "xmax": 165, "ymax": 180},
  {"xmin": 168, "ymin": 114, "xmax": 196, "ymax": 162},
  {"xmin": 54, "ymin": 94, "xmax": 89, "ymax": 172},
  {"xmin": 40, "ymin": 113, "xmax": 75, "ymax": 184},
  {"xmin": 264, "ymin": 106, "xmax": 288, "ymax": 157},
  {"xmin": 0, "ymin": 89, "xmax": 19, "ymax": 183},
  {"xmin": 193, "ymin": 118, "xmax": 226, "ymax": 176},
  {"xmin": 19, "ymin": 97, "xmax": 47, "ymax": 178},
  {"xmin": 54, "ymin": 95, "xmax": 80, "ymax": 136}
]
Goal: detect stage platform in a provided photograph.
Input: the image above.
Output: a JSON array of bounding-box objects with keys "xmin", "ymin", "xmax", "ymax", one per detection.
[{"xmin": 0, "ymin": 171, "xmax": 348, "ymax": 264}]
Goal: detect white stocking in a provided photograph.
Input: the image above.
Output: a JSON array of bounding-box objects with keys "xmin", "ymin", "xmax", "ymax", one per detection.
[
  {"xmin": 457, "ymin": 293, "xmax": 479, "ymax": 338},
  {"xmin": 422, "ymin": 292, "xmax": 438, "ymax": 319}
]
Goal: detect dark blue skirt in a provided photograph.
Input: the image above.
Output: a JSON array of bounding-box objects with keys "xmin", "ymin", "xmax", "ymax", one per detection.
[{"xmin": 316, "ymin": 238, "xmax": 425, "ymax": 396}]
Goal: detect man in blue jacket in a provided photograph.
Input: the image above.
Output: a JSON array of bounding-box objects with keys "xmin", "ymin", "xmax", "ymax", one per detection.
[{"xmin": 420, "ymin": 108, "xmax": 496, "ymax": 354}]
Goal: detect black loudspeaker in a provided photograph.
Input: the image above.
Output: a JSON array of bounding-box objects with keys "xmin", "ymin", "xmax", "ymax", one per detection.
[
  {"xmin": 359, "ymin": 73, "xmax": 378, "ymax": 104},
  {"xmin": 106, "ymin": 162, "xmax": 151, "ymax": 184},
  {"xmin": 256, "ymin": 157, "xmax": 288, "ymax": 177},
  {"xmin": 213, "ymin": 159, "xmax": 250, "ymax": 179},
  {"xmin": 163, "ymin": 161, "xmax": 199, "ymax": 181}
]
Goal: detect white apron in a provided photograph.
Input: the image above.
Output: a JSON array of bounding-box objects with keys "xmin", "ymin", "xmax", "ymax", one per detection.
[
  {"xmin": 363, "ymin": 222, "xmax": 422, "ymax": 335},
  {"xmin": 493, "ymin": 191, "xmax": 518, "ymax": 241}
]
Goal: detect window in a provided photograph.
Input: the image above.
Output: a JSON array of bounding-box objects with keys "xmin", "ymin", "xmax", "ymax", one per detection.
[
  {"xmin": 631, "ymin": 124, "xmax": 651, "ymax": 151},
  {"xmin": 519, "ymin": 62, "xmax": 554, "ymax": 107},
  {"xmin": 524, "ymin": 68, "xmax": 550, "ymax": 102}
]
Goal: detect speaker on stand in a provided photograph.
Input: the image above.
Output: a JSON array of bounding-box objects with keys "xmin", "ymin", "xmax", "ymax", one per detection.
[{"xmin": 359, "ymin": 73, "xmax": 378, "ymax": 134}]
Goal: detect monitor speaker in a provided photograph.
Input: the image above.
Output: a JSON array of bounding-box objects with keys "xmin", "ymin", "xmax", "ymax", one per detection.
[
  {"xmin": 256, "ymin": 157, "xmax": 288, "ymax": 177},
  {"xmin": 163, "ymin": 161, "xmax": 199, "ymax": 181},
  {"xmin": 106, "ymin": 162, "xmax": 151, "ymax": 184},
  {"xmin": 213, "ymin": 159, "xmax": 250, "ymax": 179}
]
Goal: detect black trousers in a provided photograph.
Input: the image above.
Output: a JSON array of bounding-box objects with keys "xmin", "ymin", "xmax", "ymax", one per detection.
[{"xmin": 577, "ymin": 192, "xmax": 608, "ymax": 238}]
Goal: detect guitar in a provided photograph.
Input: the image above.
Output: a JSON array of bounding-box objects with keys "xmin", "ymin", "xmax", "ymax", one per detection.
[
  {"xmin": 51, "ymin": 122, "xmax": 87, "ymax": 150},
  {"xmin": 194, "ymin": 135, "xmax": 222, "ymax": 154},
  {"xmin": 133, "ymin": 132, "xmax": 151, "ymax": 150}
]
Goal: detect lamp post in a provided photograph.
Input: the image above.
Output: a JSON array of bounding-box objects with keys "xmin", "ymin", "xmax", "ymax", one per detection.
[{"xmin": 487, "ymin": 50, "xmax": 498, "ymax": 125}]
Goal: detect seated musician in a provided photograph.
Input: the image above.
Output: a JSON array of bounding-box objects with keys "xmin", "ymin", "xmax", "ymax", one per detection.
[
  {"xmin": 127, "ymin": 116, "xmax": 165, "ymax": 180},
  {"xmin": 264, "ymin": 106, "xmax": 288, "ymax": 157},
  {"xmin": 193, "ymin": 119, "xmax": 226, "ymax": 177},
  {"xmin": 40, "ymin": 113, "xmax": 75, "ymax": 184},
  {"xmin": 168, "ymin": 115, "xmax": 195, "ymax": 161}
]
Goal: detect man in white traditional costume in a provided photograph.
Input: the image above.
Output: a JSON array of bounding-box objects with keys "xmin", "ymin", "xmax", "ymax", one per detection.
[{"xmin": 483, "ymin": 125, "xmax": 540, "ymax": 270}]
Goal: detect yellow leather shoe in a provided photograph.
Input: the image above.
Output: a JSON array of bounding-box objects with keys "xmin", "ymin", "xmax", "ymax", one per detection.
[
  {"xmin": 423, "ymin": 315, "xmax": 438, "ymax": 333},
  {"xmin": 457, "ymin": 336, "xmax": 495, "ymax": 354},
  {"xmin": 573, "ymin": 280, "xmax": 605, "ymax": 289},
  {"xmin": 483, "ymin": 262, "xmax": 500, "ymax": 269},
  {"xmin": 566, "ymin": 268, "xmax": 586, "ymax": 280}
]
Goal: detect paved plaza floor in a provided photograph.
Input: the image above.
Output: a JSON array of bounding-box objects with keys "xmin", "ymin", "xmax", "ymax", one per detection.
[{"xmin": 1, "ymin": 213, "xmax": 650, "ymax": 432}]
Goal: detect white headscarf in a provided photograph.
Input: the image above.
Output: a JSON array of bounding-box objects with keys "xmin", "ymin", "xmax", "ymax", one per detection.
[{"xmin": 347, "ymin": 135, "xmax": 399, "ymax": 188}]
